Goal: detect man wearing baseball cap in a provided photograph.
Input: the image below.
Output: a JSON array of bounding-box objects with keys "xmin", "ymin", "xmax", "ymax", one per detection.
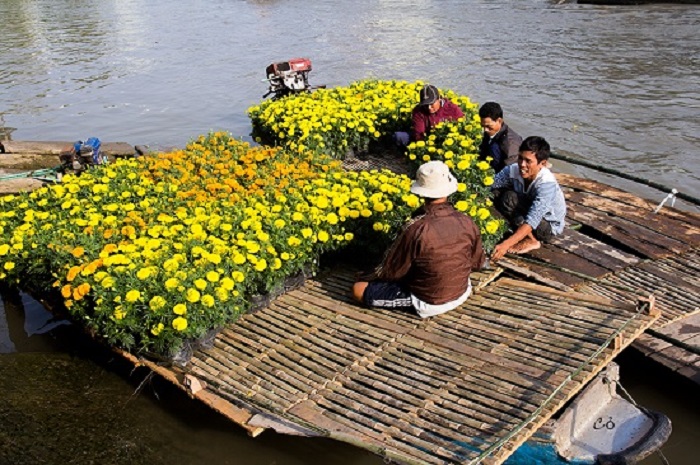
[
  {"xmin": 393, "ymin": 84, "xmax": 465, "ymax": 147},
  {"xmin": 352, "ymin": 161, "xmax": 485, "ymax": 318}
]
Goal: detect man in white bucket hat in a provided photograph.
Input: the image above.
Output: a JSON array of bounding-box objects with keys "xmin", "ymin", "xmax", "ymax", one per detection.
[{"xmin": 352, "ymin": 161, "xmax": 485, "ymax": 318}]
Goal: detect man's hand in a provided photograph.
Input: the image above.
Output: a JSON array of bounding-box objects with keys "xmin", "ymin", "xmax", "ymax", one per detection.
[{"xmin": 491, "ymin": 242, "xmax": 510, "ymax": 262}]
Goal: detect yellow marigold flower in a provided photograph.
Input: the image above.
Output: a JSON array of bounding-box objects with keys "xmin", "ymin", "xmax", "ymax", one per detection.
[
  {"xmin": 137, "ymin": 268, "xmax": 152, "ymax": 280},
  {"xmin": 483, "ymin": 176, "xmax": 494, "ymax": 186},
  {"xmin": 102, "ymin": 276, "xmax": 115, "ymax": 288},
  {"xmin": 194, "ymin": 279, "xmax": 208, "ymax": 290},
  {"xmin": 316, "ymin": 196, "xmax": 329, "ymax": 208},
  {"xmin": 165, "ymin": 277, "xmax": 179, "ymax": 290},
  {"xmin": 292, "ymin": 212, "xmax": 304, "ymax": 221},
  {"xmin": 151, "ymin": 323, "xmax": 165, "ymax": 336},
  {"xmin": 317, "ymin": 231, "xmax": 329, "ymax": 242},
  {"xmin": 486, "ymin": 220, "xmax": 500, "ymax": 235},
  {"xmin": 478, "ymin": 208, "xmax": 491, "ymax": 220},
  {"xmin": 201, "ymin": 294, "xmax": 215, "ymax": 307},
  {"xmin": 477, "ymin": 161, "xmax": 490, "ymax": 171},
  {"xmin": 255, "ymin": 259, "xmax": 267, "ymax": 272},
  {"xmin": 186, "ymin": 288, "xmax": 201, "ymax": 302},
  {"xmin": 71, "ymin": 246, "xmax": 85, "ymax": 258},
  {"xmin": 274, "ymin": 219, "xmax": 286, "ymax": 228},
  {"xmin": 149, "ymin": 296, "xmax": 166, "ymax": 311},
  {"xmin": 220, "ymin": 277, "xmax": 234, "ymax": 291},
  {"xmin": 67, "ymin": 266, "xmax": 81, "ymax": 282},
  {"xmin": 455, "ymin": 201, "xmax": 469, "ymax": 212},
  {"xmin": 114, "ymin": 306, "xmax": 126, "ymax": 320},
  {"xmin": 457, "ymin": 183, "xmax": 467, "ymax": 193},
  {"xmin": 232, "ymin": 271, "xmax": 245, "ymax": 282},
  {"xmin": 215, "ymin": 287, "xmax": 229, "ymax": 302},
  {"xmin": 207, "ymin": 253, "xmax": 222, "ymax": 265},
  {"xmin": 233, "ymin": 253, "xmax": 246, "ymax": 265},
  {"xmin": 172, "ymin": 317, "xmax": 188, "ymax": 331},
  {"xmin": 373, "ymin": 222, "xmax": 384, "ymax": 232},
  {"xmin": 325, "ymin": 213, "xmax": 339, "ymax": 225},
  {"xmin": 0, "ymin": 244, "xmax": 9, "ymax": 255},
  {"xmin": 4, "ymin": 262, "xmax": 15, "ymax": 271},
  {"xmin": 206, "ymin": 271, "xmax": 220, "ymax": 282},
  {"xmin": 246, "ymin": 241, "xmax": 260, "ymax": 254},
  {"xmin": 125, "ymin": 290, "xmax": 141, "ymax": 302},
  {"xmin": 173, "ymin": 303, "xmax": 187, "ymax": 315},
  {"xmin": 163, "ymin": 258, "xmax": 179, "ymax": 272},
  {"xmin": 61, "ymin": 285, "xmax": 72, "ymax": 298}
]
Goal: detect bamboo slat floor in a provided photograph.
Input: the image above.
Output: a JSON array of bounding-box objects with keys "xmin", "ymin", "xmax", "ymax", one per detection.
[{"xmin": 172, "ymin": 268, "xmax": 659, "ymax": 465}]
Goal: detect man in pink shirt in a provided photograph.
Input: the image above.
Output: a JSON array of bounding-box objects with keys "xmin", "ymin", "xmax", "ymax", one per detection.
[{"xmin": 394, "ymin": 85, "xmax": 464, "ymax": 146}]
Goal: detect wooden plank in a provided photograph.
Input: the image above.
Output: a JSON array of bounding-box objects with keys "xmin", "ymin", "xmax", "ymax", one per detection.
[
  {"xmin": 566, "ymin": 202, "xmax": 686, "ymax": 258},
  {"xmin": 565, "ymin": 190, "xmax": 700, "ymax": 246},
  {"xmin": 546, "ymin": 228, "xmax": 639, "ymax": 270},
  {"xmin": 556, "ymin": 173, "xmax": 700, "ymax": 229},
  {"xmin": 525, "ymin": 244, "xmax": 612, "ymax": 278},
  {"xmin": 496, "ymin": 258, "xmax": 582, "ymax": 289}
]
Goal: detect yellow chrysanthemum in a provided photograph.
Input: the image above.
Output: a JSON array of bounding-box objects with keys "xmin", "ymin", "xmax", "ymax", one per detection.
[{"xmin": 172, "ymin": 317, "xmax": 188, "ymax": 331}]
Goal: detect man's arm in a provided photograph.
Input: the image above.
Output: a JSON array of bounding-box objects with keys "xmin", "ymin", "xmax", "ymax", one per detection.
[
  {"xmin": 471, "ymin": 228, "xmax": 486, "ymax": 271},
  {"xmin": 374, "ymin": 225, "xmax": 420, "ymax": 281}
]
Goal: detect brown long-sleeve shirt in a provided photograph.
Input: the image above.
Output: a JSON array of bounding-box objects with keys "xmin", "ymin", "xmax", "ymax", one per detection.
[{"xmin": 375, "ymin": 202, "xmax": 485, "ymax": 305}]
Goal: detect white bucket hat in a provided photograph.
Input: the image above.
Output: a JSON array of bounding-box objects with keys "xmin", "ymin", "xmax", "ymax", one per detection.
[{"xmin": 410, "ymin": 161, "xmax": 458, "ymax": 198}]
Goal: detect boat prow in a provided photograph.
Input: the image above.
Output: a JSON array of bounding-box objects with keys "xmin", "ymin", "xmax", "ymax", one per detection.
[{"xmin": 552, "ymin": 363, "xmax": 671, "ymax": 464}]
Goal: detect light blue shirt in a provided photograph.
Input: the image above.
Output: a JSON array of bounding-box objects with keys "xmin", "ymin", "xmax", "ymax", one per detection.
[{"xmin": 492, "ymin": 164, "xmax": 567, "ymax": 235}]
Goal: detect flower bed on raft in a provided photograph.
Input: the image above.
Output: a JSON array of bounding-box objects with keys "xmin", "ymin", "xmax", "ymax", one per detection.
[
  {"xmin": 0, "ymin": 81, "xmax": 505, "ymax": 358},
  {"xmin": 249, "ymin": 79, "xmax": 505, "ymax": 244}
]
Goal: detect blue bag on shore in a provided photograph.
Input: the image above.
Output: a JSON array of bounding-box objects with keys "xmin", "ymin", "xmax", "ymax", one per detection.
[{"xmin": 74, "ymin": 137, "xmax": 102, "ymax": 164}]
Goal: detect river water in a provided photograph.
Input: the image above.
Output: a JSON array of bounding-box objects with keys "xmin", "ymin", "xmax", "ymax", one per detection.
[{"xmin": 1, "ymin": 0, "xmax": 699, "ymax": 464}]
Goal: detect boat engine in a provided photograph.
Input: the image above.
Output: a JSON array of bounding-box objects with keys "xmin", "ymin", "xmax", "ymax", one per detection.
[{"xmin": 263, "ymin": 58, "xmax": 314, "ymax": 100}]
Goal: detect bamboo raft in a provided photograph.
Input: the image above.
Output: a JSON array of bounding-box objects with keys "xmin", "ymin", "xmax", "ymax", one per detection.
[
  {"xmin": 120, "ymin": 157, "xmax": 700, "ymax": 464},
  {"xmin": 3, "ymin": 144, "xmax": 699, "ymax": 463}
]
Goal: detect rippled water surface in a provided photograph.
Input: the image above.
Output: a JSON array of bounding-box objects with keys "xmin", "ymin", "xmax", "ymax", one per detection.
[{"xmin": 1, "ymin": 0, "xmax": 699, "ymax": 198}]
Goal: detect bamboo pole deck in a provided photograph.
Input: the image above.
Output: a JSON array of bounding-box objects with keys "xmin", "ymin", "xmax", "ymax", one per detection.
[{"xmin": 164, "ymin": 267, "xmax": 658, "ymax": 465}]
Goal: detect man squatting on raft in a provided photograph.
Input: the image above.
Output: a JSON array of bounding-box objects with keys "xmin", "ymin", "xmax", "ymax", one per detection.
[
  {"xmin": 490, "ymin": 136, "xmax": 567, "ymax": 261},
  {"xmin": 477, "ymin": 101, "xmax": 522, "ymax": 173},
  {"xmin": 352, "ymin": 161, "xmax": 486, "ymax": 318},
  {"xmin": 393, "ymin": 84, "xmax": 465, "ymax": 147}
]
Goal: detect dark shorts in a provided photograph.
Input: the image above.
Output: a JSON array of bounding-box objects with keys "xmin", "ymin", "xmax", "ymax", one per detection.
[{"xmin": 363, "ymin": 281, "xmax": 413, "ymax": 308}]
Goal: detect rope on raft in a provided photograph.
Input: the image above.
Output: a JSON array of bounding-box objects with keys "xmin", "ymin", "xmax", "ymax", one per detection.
[{"xmin": 550, "ymin": 151, "xmax": 700, "ymax": 208}]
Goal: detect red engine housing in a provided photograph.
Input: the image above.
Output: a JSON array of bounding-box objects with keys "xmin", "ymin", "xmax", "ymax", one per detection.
[{"xmin": 265, "ymin": 57, "xmax": 312, "ymax": 78}]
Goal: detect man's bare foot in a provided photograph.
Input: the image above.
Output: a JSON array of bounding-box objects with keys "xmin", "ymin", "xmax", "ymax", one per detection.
[{"xmin": 509, "ymin": 236, "xmax": 541, "ymax": 255}]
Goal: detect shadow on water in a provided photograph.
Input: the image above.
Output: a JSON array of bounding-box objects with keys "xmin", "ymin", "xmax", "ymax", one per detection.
[{"xmin": 1, "ymin": 288, "xmax": 698, "ymax": 465}]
